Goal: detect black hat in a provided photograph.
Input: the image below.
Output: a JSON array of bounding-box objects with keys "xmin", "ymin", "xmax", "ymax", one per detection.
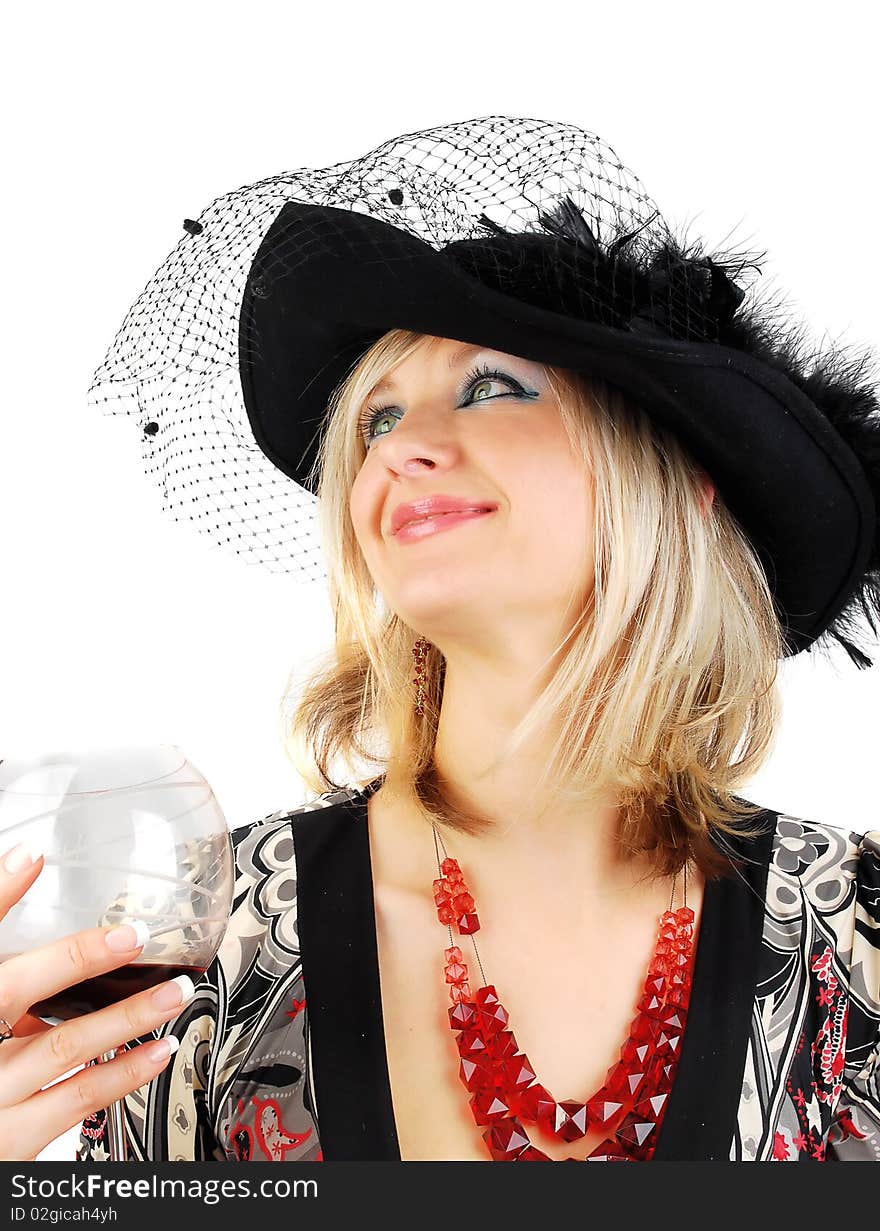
[{"xmin": 88, "ymin": 115, "xmax": 880, "ymax": 666}]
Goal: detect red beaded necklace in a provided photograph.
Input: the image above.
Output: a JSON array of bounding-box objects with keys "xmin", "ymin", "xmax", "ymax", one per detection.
[{"xmin": 431, "ymin": 826, "xmax": 696, "ymax": 1161}]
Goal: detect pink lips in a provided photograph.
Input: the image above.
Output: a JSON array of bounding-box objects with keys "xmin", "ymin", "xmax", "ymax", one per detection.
[
  {"xmin": 393, "ymin": 508, "xmax": 496, "ymax": 542},
  {"xmin": 391, "ymin": 495, "xmax": 499, "ymax": 535}
]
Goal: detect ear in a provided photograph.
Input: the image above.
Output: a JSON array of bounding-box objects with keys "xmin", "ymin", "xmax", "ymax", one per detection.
[{"xmin": 698, "ymin": 472, "xmax": 716, "ymax": 515}]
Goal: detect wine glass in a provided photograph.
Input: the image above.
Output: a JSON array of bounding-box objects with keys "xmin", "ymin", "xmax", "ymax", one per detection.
[{"xmin": 0, "ymin": 744, "xmax": 235, "ymax": 1161}]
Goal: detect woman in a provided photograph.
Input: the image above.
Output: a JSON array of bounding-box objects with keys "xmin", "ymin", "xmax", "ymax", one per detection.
[{"xmin": 1, "ymin": 116, "xmax": 878, "ymax": 1162}]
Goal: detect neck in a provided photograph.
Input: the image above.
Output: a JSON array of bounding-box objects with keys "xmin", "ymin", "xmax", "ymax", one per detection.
[{"xmin": 389, "ymin": 648, "xmax": 682, "ymax": 905}]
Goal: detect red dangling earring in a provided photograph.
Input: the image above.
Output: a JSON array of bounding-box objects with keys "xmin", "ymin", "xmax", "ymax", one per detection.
[{"xmin": 412, "ymin": 635, "xmax": 430, "ymax": 716}]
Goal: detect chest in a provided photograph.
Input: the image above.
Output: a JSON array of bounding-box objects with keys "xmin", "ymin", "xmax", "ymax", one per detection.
[{"xmin": 372, "ymin": 878, "xmax": 691, "ymax": 1161}]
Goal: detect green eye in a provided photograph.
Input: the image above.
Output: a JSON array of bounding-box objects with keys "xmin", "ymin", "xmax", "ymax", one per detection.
[{"xmin": 357, "ymin": 365, "xmax": 537, "ymax": 446}]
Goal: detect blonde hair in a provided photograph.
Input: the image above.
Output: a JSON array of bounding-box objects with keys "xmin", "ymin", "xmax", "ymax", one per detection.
[{"xmin": 283, "ymin": 329, "xmax": 784, "ymax": 880}]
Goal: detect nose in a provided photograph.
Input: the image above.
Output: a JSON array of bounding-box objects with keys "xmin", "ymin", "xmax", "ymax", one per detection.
[{"xmin": 375, "ymin": 403, "xmax": 459, "ymax": 474}]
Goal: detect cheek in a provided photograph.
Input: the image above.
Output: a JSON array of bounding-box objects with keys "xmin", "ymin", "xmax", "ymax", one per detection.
[
  {"xmin": 512, "ymin": 450, "xmax": 594, "ymax": 586},
  {"xmin": 348, "ymin": 473, "xmax": 375, "ymax": 543},
  {"xmin": 514, "ymin": 438, "xmax": 593, "ymax": 537},
  {"xmin": 348, "ymin": 474, "xmax": 392, "ymax": 584}
]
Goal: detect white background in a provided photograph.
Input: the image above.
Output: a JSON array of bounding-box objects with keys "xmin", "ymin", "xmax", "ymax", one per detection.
[{"xmin": 2, "ymin": 0, "xmax": 877, "ymax": 1163}]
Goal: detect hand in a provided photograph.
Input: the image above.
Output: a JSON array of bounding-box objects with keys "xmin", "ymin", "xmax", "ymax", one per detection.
[{"xmin": 0, "ymin": 840, "xmax": 195, "ymax": 1161}]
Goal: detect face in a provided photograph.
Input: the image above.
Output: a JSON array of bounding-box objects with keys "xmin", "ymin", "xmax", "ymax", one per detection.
[{"xmin": 348, "ymin": 336, "xmax": 596, "ymax": 649}]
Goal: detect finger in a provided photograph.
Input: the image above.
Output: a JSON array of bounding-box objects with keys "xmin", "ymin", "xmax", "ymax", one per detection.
[
  {"xmin": 0, "ymin": 840, "xmax": 44, "ymax": 917},
  {"xmin": 0, "ymin": 1032, "xmax": 180, "ymax": 1162},
  {"xmin": 0, "ymin": 919, "xmax": 151, "ymax": 1033},
  {"xmin": 0, "ymin": 973, "xmax": 196, "ymax": 1107}
]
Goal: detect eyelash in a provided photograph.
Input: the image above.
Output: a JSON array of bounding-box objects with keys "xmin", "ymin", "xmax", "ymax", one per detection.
[{"xmin": 357, "ymin": 362, "xmax": 533, "ymax": 445}]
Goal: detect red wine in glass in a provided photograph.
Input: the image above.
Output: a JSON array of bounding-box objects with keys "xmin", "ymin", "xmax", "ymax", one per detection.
[{"xmin": 0, "ymin": 959, "xmax": 210, "ymax": 1022}]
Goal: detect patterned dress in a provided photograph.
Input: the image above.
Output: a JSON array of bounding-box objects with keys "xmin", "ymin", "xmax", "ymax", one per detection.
[{"xmin": 76, "ymin": 780, "xmax": 880, "ymax": 1162}]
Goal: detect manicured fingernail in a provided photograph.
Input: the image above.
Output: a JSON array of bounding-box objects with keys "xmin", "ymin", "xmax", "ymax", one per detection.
[
  {"xmin": 151, "ymin": 974, "xmax": 195, "ymax": 1011},
  {"xmin": 144, "ymin": 1035, "xmax": 180, "ymax": 1063},
  {"xmin": 2, "ymin": 841, "xmax": 43, "ymax": 875},
  {"xmin": 105, "ymin": 920, "xmax": 151, "ymax": 952}
]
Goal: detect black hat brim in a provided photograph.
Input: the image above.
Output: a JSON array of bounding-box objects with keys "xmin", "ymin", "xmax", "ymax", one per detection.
[{"xmin": 239, "ymin": 200, "xmax": 874, "ymax": 654}]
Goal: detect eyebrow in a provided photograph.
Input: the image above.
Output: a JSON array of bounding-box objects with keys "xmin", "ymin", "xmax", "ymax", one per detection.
[{"xmin": 368, "ymin": 342, "xmax": 484, "ymax": 398}]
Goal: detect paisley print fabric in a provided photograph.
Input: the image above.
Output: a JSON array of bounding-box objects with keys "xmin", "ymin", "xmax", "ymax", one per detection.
[
  {"xmin": 76, "ymin": 786, "xmax": 880, "ymax": 1162},
  {"xmin": 737, "ymin": 819, "xmax": 880, "ymax": 1160}
]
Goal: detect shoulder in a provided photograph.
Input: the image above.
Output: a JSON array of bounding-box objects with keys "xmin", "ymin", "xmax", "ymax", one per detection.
[
  {"xmin": 763, "ymin": 809, "xmax": 880, "ymax": 1046},
  {"xmin": 765, "ymin": 809, "xmax": 880, "ymax": 923},
  {"xmin": 227, "ymin": 784, "xmax": 363, "ymax": 872},
  {"xmin": 217, "ymin": 785, "xmax": 365, "ymax": 976},
  {"xmin": 230, "ymin": 784, "xmax": 364, "ymax": 845}
]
